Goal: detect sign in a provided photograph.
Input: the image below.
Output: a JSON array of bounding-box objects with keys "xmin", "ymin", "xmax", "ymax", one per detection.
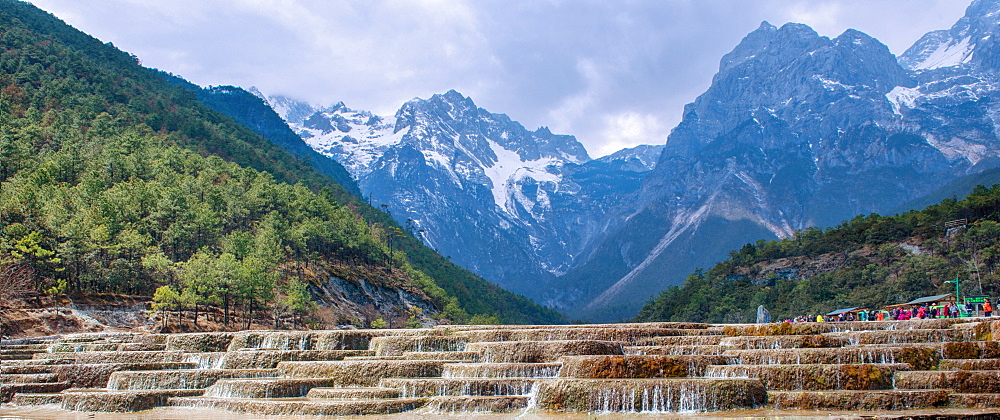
[
  {"xmin": 945, "ymin": 219, "xmax": 968, "ymax": 229},
  {"xmin": 965, "ymin": 296, "xmax": 990, "ymax": 304}
]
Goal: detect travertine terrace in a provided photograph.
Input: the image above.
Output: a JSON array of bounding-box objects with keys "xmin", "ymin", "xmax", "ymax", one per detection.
[{"xmin": 2, "ymin": 319, "xmax": 1000, "ymax": 417}]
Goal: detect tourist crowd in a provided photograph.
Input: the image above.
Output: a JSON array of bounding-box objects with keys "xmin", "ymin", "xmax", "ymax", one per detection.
[{"xmin": 783, "ymin": 299, "xmax": 993, "ymax": 323}]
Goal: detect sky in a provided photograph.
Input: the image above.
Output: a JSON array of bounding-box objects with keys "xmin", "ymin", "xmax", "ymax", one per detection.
[{"xmin": 28, "ymin": 0, "xmax": 970, "ymax": 157}]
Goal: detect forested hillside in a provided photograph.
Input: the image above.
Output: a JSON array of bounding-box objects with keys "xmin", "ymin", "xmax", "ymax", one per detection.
[
  {"xmin": 0, "ymin": 0, "xmax": 563, "ymax": 325},
  {"xmin": 167, "ymin": 80, "xmax": 362, "ymax": 197},
  {"xmin": 635, "ymin": 185, "xmax": 1000, "ymax": 323}
]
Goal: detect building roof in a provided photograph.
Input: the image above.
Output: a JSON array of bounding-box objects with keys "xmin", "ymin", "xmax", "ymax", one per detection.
[
  {"xmin": 826, "ymin": 307, "xmax": 859, "ymax": 316},
  {"xmin": 905, "ymin": 293, "xmax": 956, "ymax": 305}
]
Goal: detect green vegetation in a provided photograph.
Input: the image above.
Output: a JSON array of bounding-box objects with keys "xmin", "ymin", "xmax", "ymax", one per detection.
[
  {"xmin": 635, "ymin": 185, "xmax": 1000, "ymax": 323},
  {"xmin": 0, "ymin": 0, "xmax": 564, "ymax": 324}
]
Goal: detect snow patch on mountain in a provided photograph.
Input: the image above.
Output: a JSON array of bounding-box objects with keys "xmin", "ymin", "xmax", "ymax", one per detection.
[
  {"xmin": 483, "ymin": 139, "xmax": 562, "ymax": 215},
  {"xmin": 899, "ymin": 0, "xmax": 1000, "ymax": 71},
  {"xmin": 925, "ymin": 134, "xmax": 990, "ymax": 165},
  {"xmin": 886, "ymin": 86, "xmax": 921, "ymax": 115},
  {"xmin": 814, "ymin": 75, "xmax": 855, "ymax": 91},
  {"xmin": 913, "ymin": 37, "xmax": 975, "ymax": 70}
]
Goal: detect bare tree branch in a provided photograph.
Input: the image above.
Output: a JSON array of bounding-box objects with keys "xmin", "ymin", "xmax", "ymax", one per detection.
[{"xmin": 0, "ymin": 263, "xmax": 35, "ymax": 305}]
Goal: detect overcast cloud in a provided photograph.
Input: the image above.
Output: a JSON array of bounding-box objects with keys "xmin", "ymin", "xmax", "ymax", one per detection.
[{"xmin": 29, "ymin": 0, "xmax": 968, "ymax": 157}]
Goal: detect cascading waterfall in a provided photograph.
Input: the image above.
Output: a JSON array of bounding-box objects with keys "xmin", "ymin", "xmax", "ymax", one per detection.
[
  {"xmin": 183, "ymin": 353, "xmax": 226, "ymax": 370},
  {"xmin": 587, "ymin": 382, "xmax": 715, "ymax": 413},
  {"xmin": 515, "ymin": 382, "xmax": 540, "ymax": 418},
  {"xmin": 442, "ymin": 363, "xmax": 560, "ymax": 378},
  {"xmin": 387, "ymin": 378, "xmax": 536, "ymax": 398}
]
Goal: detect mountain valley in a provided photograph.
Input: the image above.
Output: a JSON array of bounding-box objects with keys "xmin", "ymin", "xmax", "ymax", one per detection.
[{"xmin": 264, "ymin": 0, "xmax": 1000, "ymax": 321}]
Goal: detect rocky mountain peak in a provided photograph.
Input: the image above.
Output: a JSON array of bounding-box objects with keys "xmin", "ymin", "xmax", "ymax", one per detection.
[
  {"xmin": 718, "ymin": 21, "xmax": 808, "ymax": 73},
  {"xmin": 833, "ymin": 28, "xmax": 878, "ymax": 47},
  {"xmin": 328, "ymin": 101, "xmax": 347, "ymax": 112},
  {"xmin": 717, "ymin": 22, "xmax": 825, "ymax": 81},
  {"xmin": 263, "ymin": 93, "xmax": 319, "ymax": 126},
  {"xmin": 596, "ymin": 144, "xmax": 665, "ymax": 172},
  {"xmin": 899, "ymin": 0, "xmax": 1000, "ymax": 70},
  {"xmin": 416, "ymin": 89, "xmax": 478, "ymax": 121},
  {"xmin": 827, "ymin": 29, "xmax": 912, "ymax": 92},
  {"xmin": 665, "ymin": 20, "xmax": 908, "ymax": 162},
  {"xmin": 965, "ymin": 0, "xmax": 1000, "ymax": 23},
  {"xmin": 777, "ymin": 22, "xmax": 821, "ymax": 40}
]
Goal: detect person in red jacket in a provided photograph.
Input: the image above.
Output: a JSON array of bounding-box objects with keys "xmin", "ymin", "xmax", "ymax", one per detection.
[{"xmin": 984, "ymin": 299, "xmax": 993, "ymax": 317}]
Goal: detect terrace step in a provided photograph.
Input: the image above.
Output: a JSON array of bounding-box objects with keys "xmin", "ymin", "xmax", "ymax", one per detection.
[
  {"xmin": 0, "ymin": 354, "xmax": 34, "ymax": 361},
  {"xmin": 0, "ymin": 365, "xmax": 55, "ymax": 375},
  {"xmin": 0, "ymin": 381, "xmax": 71, "ymax": 403},
  {"xmin": 0, "ymin": 344, "xmax": 50, "ymax": 351},
  {"xmin": 442, "ymin": 362, "xmax": 561, "ymax": 378},
  {"xmin": 558, "ymin": 355, "xmax": 728, "ymax": 378},
  {"xmin": 623, "ymin": 345, "xmax": 726, "ymax": 356},
  {"xmin": 0, "ymin": 349, "xmax": 45, "ymax": 357},
  {"xmin": 0, "ymin": 373, "xmax": 59, "ymax": 384},
  {"xmin": 465, "ymin": 340, "xmax": 624, "ymax": 363},
  {"xmin": 457, "ymin": 328, "xmax": 721, "ymax": 344},
  {"xmin": 705, "ymin": 363, "xmax": 910, "ymax": 391},
  {"xmin": 216, "ymin": 349, "xmax": 373, "ymax": 369},
  {"xmin": 226, "ymin": 329, "xmax": 435, "ymax": 352},
  {"xmin": 278, "ymin": 360, "xmax": 451, "ymax": 386},
  {"xmin": 826, "ymin": 329, "xmax": 974, "ymax": 345},
  {"xmin": 719, "ymin": 335, "xmax": 850, "ymax": 349},
  {"xmin": 203, "ymin": 377, "xmax": 335, "ymax": 398},
  {"xmin": 424, "ymin": 395, "xmax": 529, "ymax": 413},
  {"xmin": 0, "ymin": 358, "xmax": 73, "ymax": 367},
  {"xmin": 370, "ymin": 336, "xmax": 467, "ymax": 356},
  {"xmin": 895, "ymin": 370, "xmax": 1000, "ymax": 393},
  {"xmin": 107, "ymin": 368, "xmax": 279, "ymax": 390},
  {"xmin": 721, "ymin": 319, "xmax": 966, "ymax": 336},
  {"xmin": 47, "ymin": 362, "xmax": 200, "ymax": 388},
  {"xmin": 400, "ymin": 351, "xmax": 478, "ymax": 361},
  {"xmin": 632, "ymin": 335, "xmax": 724, "ymax": 346},
  {"xmin": 168, "ymin": 395, "xmax": 427, "ymax": 416},
  {"xmin": 940, "ymin": 358, "xmax": 1000, "ymax": 370},
  {"xmin": 8, "ymin": 392, "xmax": 64, "ymax": 406},
  {"xmin": 306, "ymin": 386, "xmax": 401, "ymax": 399},
  {"xmin": 342, "ymin": 355, "xmax": 406, "ymax": 360},
  {"xmin": 849, "ymin": 341, "xmax": 1000, "ymax": 359},
  {"xmin": 767, "ymin": 389, "xmax": 951, "ymax": 410},
  {"xmin": 33, "ymin": 350, "xmax": 189, "ymax": 364},
  {"xmin": 949, "ymin": 393, "xmax": 1000, "ymax": 408},
  {"xmin": 379, "ymin": 377, "xmax": 536, "ymax": 397},
  {"xmin": 722, "ymin": 347, "xmax": 940, "ymax": 369},
  {"xmin": 61, "ymin": 388, "xmax": 204, "ymax": 412},
  {"xmin": 532, "ymin": 378, "xmax": 767, "ymax": 412}
]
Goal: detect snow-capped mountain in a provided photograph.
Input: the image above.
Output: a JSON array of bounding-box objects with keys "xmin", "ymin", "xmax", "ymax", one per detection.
[
  {"xmin": 263, "ymin": 0, "xmax": 1000, "ymax": 322},
  {"xmin": 554, "ymin": 0, "xmax": 1000, "ymax": 321},
  {"xmin": 267, "ymin": 90, "xmax": 654, "ymax": 299},
  {"xmin": 898, "ymin": 0, "xmax": 1000, "ymax": 70},
  {"xmin": 295, "ymin": 102, "xmax": 395, "ymax": 176}
]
